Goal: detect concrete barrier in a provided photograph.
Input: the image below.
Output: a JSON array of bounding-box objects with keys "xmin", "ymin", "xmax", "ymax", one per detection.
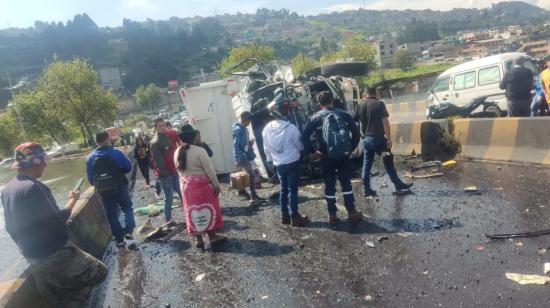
[
  {"xmin": 453, "ymin": 117, "xmax": 550, "ymax": 165},
  {"xmin": 390, "ymin": 117, "xmax": 550, "ymax": 165},
  {"xmin": 0, "ymin": 187, "xmax": 111, "ymax": 308}
]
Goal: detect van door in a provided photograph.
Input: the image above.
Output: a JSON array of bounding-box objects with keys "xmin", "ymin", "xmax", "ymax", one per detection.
[
  {"xmin": 451, "ymin": 70, "xmax": 477, "ymax": 106},
  {"xmin": 429, "ymin": 76, "xmax": 452, "ymax": 105}
]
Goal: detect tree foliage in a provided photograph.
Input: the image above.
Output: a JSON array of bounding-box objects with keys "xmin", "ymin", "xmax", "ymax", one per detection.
[
  {"xmin": 37, "ymin": 57, "xmax": 118, "ymax": 145},
  {"xmin": 291, "ymin": 52, "xmax": 319, "ymax": 76},
  {"xmin": 400, "ymin": 19, "xmax": 440, "ymax": 43},
  {"xmin": 394, "ymin": 50, "xmax": 416, "ymax": 71},
  {"xmin": 0, "ymin": 112, "xmax": 22, "ymax": 158},
  {"xmin": 135, "ymin": 84, "xmax": 162, "ymax": 115},
  {"xmin": 218, "ymin": 44, "xmax": 275, "ymax": 75},
  {"xmin": 320, "ymin": 38, "xmax": 377, "ymax": 71}
]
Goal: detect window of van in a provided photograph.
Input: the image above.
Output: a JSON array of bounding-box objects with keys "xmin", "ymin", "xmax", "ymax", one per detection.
[
  {"xmin": 454, "ymin": 71, "xmax": 476, "ymax": 91},
  {"xmin": 478, "ymin": 66, "xmax": 500, "ymax": 86},
  {"xmin": 432, "ymin": 77, "xmax": 450, "ymax": 92}
]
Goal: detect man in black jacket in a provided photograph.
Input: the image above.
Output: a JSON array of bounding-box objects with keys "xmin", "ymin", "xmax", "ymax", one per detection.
[
  {"xmin": 499, "ymin": 60, "xmax": 533, "ymax": 117},
  {"xmin": 1, "ymin": 143, "xmax": 108, "ymax": 307}
]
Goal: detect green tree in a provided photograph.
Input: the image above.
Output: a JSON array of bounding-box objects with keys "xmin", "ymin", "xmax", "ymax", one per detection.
[
  {"xmin": 320, "ymin": 38, "xmax": 377, "ymax": 73},
  {"xmin": 218, "ymin": 44, "xmax": 275, "ymax": 75},
  {"xmin": 394, "ymin": 50, "xmax": 416, "ymax": 71},
  {"xmin": 15, "ymin": 92, "xmax": 75, "ymax": 148},
  {"xmin": 135, "ymin": 84, "xmax": 162, "ymax": 115},
  {"xmin": 291, "ymin": 52, "xmax": 319, "ymax": 76},
  {"xmin": 0, "ymin": 112, "xmax": 22, "ymax": 157},
  {"xmin": 37, "ymin": 57, "xmax": 118, "ymax": 146}
]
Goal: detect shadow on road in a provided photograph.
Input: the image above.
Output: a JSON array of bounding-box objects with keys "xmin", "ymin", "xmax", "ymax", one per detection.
[{"xmin": 212, "ymin": 239, "xmax": 294, "ymax": 257}]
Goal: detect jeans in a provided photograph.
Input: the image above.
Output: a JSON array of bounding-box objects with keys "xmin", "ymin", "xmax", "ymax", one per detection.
[
  {"xmin": 160, "ymin": 172, "xmax": 183, "ymax": 221},
  {"xmin": 237, "ymin": 159, "xmax": 257, "ymax": 197},
  {"xmin": 155, "ymin": 178, "xmax": 162, "ymax": 194},
  {"xmin": 362, "ymin": 137, "xmax": 404, "ymax": 191},
  {"xmin": 507, "ymin": 98, "xmax": 531, "ymax": 117},
  {"xmin": 100, "ymin": 186, "xmax": 136, "ymax": 242},
  {"xmin": 137, "ymin": 159, "xmax": 150, "ymax": 185},
  {"xmin": 276, "ymin": 160, "xmax": 301, "ymax": 218},
  {"xmin": 321, "ymin": 157, "xmax": 356, "ymax": 214}
]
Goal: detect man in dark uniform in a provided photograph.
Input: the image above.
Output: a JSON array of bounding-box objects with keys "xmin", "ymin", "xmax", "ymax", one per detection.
[{"xmin": 499, "ymin": 59, "xmax": 533, "ymax": 117}]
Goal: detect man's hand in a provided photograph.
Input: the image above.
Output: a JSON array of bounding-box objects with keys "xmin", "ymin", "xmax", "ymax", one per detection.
[
  {"xmin": 66, "ymin": 191, "xmax": 81, "ymax": 211},
  {"xmin": 249, "ymin": 138, "xmax": 255, "ymax": 146},
  {"xmin": 386, "ymin": 139, "xmax": 393, "ymax": 150},
  {"xmin": 313, "ymin": 150, "xmax": 322, "ymax": 161}
]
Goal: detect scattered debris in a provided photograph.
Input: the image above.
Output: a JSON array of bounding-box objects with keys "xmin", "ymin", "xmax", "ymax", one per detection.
[
  {"xmin": 136, "ymin": 218, "xmax": 154, "ymax": 236},
  {"xmin": 545, "ymin": 263, "xmax": 550, "ymax": 275},
  {"xmin": 486, "ymin": 229, "xmax": 550, "ymax": 240},
  {"xmin": 404, "ymin": 171, "xmax": 444, "ymax": 179},
  {"xmin": 505, "ymin": 273, "xmax": 550, "ymax": 285},
  {"xmin": 423, "ymin": 270, "xmax": 429, "ymax": 275},
  {"xmin": 381, "ymin": 183, "xmax": 388, "ymax": 188},
  {"xmin": 195, "ymin": 273, "xmax": 206, "ymax": 282},
  {"xmin": 262, "ymin": 234, "xmax": 267, "ymax": 239},
  {"xmin": 305, "ymin": 185, "xmax": 322, "ymax": 190},
  {"xmin": 261, "ymin": 296, "xmax": 269, "ymax": 300},
  {"xmin": 411, "ymin": 161, "xmax": 441, "ymax": 172},
  {"xmin": 365, "ymin": 295, "xmax": 373, "ymax": 302},
  {"xmin": 316, "ymin": 290, "xmax": 321, "ymax": 294},
  {"xmin": 442, "ymin": 160, "xmax": 457, "ymax": 167},
  {"xmin": 477, "ymin": 245, "xmax": 485, "ymax": 252},
  {"xmin": 537, "ymin": 249, "xmax": 547, "ymax": 256},
  {"xmin": 464, "ymin": 186, "xmax": 478, "ymax": 193},
  {"xmin": 377, "ymin": 236, "xmax": 389, "ymax": 243},
  {"xmin": 366, "ymin": 241, "xmax": 375, "ymax": 248},
  {"xmin": 144, "ymin": 221, "xmax": 185, "ymax": 241},
  {"xmin": 397, "ymin": 232, "xmax": 414, "ymax": 238},
  {"xmin": 493, "ymin": 187, "xmax": 504, "ymax": 191},
  {"xmin": 515, "ymin": 242, "xmax": 524, "ymax": 248}
]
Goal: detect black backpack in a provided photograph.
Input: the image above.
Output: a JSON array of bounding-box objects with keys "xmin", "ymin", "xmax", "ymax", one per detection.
[{"xmin": 92, "ymin": 155, "xmax": 127, "ymax": 193}]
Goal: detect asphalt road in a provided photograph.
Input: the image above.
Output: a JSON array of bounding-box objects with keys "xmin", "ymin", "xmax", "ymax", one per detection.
[{"xmin": 90, "ymin": 158, "xmax": 550, "ymax": 308}]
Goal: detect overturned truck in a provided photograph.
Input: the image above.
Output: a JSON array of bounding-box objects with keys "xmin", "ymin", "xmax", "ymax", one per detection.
[{"xmin": 226, "ymin": 58, "xmax": 368, "ymax": 178}]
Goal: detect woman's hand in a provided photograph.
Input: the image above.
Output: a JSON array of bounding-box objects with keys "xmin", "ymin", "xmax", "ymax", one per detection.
[{"xmin": 214, "ymin": 186, "xmax": 221, "ymax": 196}]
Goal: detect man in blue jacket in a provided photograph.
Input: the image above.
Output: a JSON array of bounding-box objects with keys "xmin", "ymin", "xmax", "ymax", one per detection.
[
  {"xmin": 86, "ymin": 131, "xmax": 135, "ymax": 248},
  {"xmin": 232, "ymin": 111, "xmax": 264, "ymax": 204},
  {"xmin": 302, "ymin": 91, "xmax": 363, "ymax": 224}
]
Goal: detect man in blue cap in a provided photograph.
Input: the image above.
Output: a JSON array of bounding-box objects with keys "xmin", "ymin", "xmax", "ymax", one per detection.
[{"xmin": 1, "ymin": 142, "xmax": 108, "ymax": 307}]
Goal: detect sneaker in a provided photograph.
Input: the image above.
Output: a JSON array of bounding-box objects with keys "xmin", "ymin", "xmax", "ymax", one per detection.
[
  {"xmin": 348, "ymin": 210, "xmax": 363, "ymax": 223},
  {"xmin": 291, "ymin": 215, "xmax": 309, "ymax": 227},
  {"xmin": 155, "ymin": 191, "xmax": 162, "ymax": 199},
  {"xmin": 396, "ymin": 182, "xmax": 414, "ymax": 192},
  {"xmin": 364, "ymin": 188, "xmax": 377, "ymax": 198},
  {"xmin": 116, "ymin": 241, "xmax": 126, "ymax": 248}
]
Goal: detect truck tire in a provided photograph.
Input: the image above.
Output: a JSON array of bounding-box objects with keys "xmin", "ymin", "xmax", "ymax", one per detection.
[
  {"xmin": 321, "ymin": 62, "xmax": 369, "ymax": 77},
  {"xmin": 484, "ymin": 105, "xmax": 504, "ymax": 117}
]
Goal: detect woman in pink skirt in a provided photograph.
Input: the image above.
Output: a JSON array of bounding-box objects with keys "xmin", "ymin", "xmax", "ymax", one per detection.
[{"xmin": 175, "ymin": 124, "xmax": 225, "ymax": 249}]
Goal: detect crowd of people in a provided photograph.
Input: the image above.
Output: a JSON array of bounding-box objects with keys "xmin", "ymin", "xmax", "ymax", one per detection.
[{"xmin": 0, "ymin": 86, "xmax": 411, "ymax": 306}]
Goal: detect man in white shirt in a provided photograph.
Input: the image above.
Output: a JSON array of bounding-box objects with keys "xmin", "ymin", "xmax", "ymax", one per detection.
[{"xmin": 262, "ymin": 101, "xmax": 309, "ymax": 227}]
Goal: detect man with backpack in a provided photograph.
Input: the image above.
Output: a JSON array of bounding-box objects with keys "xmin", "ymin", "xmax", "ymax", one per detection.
[
  {"xmin": 86, "ymin": 131, "xmax": 135, "ymax": 248},
  {"xmin": 302, "ymin": 91, "xmax": 363, "ymax": 224},
  {"xmin": 354, "ymin": 87, "xmax": 413, "ymax": 197}
]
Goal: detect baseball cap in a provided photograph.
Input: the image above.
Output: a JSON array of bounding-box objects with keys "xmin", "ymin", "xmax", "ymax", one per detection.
[{"xmin": 12, "ymin": 142, "xmax": 49, "ymax": 169}]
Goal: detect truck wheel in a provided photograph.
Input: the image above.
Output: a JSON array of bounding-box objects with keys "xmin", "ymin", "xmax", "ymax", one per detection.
[
  {"xmin": 485, "ymin": 106, "xmax": 504, "ymax": 117},
  {"xmin": 321, "ymin": 62, "xmax": 369, "ymax": 77}
]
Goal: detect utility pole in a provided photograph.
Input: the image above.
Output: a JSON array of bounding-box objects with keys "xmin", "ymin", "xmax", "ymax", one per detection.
[{"xmin": 5, "ymin": 71, "xmax": 27, "ymax": 140}]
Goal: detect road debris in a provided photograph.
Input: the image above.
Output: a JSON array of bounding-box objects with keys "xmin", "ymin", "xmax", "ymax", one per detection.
[
  {"xmin": 493, "ymin": 187, "xmax": 504, "ymax": 191},
  {"xmin": 404, "ymin": 171, "xmax": 444, "ymax": 179},
  {"xmin": 195, "ymin": 273, "xmax": 206, "ymax": 282},
  {"xmin": 411, "ymin": 161, "xmax": 441, "ymax": 172},
  {"xmin": 136, "ymin": 218, "xmax": 154, "ymax": 236},
  {"xmin": 365, "ymin": 295, "xmax": 373, "ymax": 302},
  {"xmin": 477, "ymin": 245, "xmax": 485, "ymax": 252},
  {"xmin": 515, "ymin": 241, "xmax": 524, "ymax": 248},
  {"xmin": 262, "ymin": 234, "xmax": 267, "ymax": 239},
  {"xmin": 537, "ymin": 249, "xmax": 547, "ymax": 256},
  {"xmin": 261, "ymin": 296, "xmax": 269, "ymax": 300},
  {"xmin": 486, "ymin": 229, "xmax": 550, "ymax": 240},
  {"xmin": 544, "ymin": 263, "xmax": 550, "ymax": 275},
  {"xmin": 377, "ymin": 236, "xmax": 389, "ymax": 243},
  {"xmin": 464, "ymin": 186, "xmax": 478, "ymax": 193},
  {"xmin": 366, "ymin": 241, "xmax": 375, "ymax": 248},
  {"xmin": 442, "ymin": 160, "xmax": 457, "ymax": 167},
  {"xmin": 505, "ymin": 273, "xmax": 550, "ymax": 285}
]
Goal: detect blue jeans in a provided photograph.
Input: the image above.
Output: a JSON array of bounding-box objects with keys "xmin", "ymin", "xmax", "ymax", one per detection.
[
  {"xmin": 362, "ymin": 137, "xmax": 403, "ymax": 191},
  {"xmin": 160, "ymin": 173, "xmax": 183, "ymax": 221},
  {"xmin": 155, "ymin": 177, "xmax": 161, "ymax": 194},
  {"xmin": 321, "ymin": 157, "xmax": 355, "ymax": 214},
  {"xmin": 100, "ymin": 186, "xmax": 136, "ymax": 242},
  {"xmin": 276, "ymin": 160, "xmax": 301, "ymax": 218}
]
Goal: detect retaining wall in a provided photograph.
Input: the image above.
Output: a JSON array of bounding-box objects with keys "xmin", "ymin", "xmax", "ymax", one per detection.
[
  {"xmin": 391, "ymin": 117, "xmax": 550, "ymax": 165},
  {"xmin": 0, "ymin": 187, "xmax": 111, "ymax": 308}
]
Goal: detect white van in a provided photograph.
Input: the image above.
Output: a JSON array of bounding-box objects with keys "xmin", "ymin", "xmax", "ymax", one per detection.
[{"xmin": 428, "ymin": 52, "xmax": 538, "ymax": 116}]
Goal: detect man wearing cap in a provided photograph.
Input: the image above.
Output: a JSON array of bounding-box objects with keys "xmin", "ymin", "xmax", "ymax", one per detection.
[
  {"xmin": 302, "ymin": 91, "xmax": 363, "ymax": 224},
  {"xmin": 86, "ymin": 131, "xmax": 135, "ymax": 247},
  {"xmin": 262, "ymin": 101, "xmax": 309, "ymax": 227},
  {"xmin": 1, "ymin": 143, "xmax": 108, "ymax": 307},
  {"xmin": 232, "ymin": 111, "xmax": 264, "ymax": 204}
]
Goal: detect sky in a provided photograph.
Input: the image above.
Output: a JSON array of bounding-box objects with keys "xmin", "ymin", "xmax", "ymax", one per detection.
[{"xmin": 1, "ymin": 0, "xmax": 550, "ymax": 29}]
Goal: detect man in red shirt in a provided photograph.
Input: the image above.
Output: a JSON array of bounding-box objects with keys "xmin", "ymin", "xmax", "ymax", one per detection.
[{"xmin": 150, "ymin": 118, "xmax": 183, "ymax": 222}]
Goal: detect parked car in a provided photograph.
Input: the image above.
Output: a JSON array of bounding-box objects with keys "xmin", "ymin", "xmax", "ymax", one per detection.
[
  {"xmin": 226, "ymin": 58, "xmax": 368, "ymax": 177},
  {"xmin": 427, "ymin": 52, "xmax": 538, "ymax": 118},
  {"xmin": 46, "ymin": 143, "xmax": 80, "ymax": 158}
]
